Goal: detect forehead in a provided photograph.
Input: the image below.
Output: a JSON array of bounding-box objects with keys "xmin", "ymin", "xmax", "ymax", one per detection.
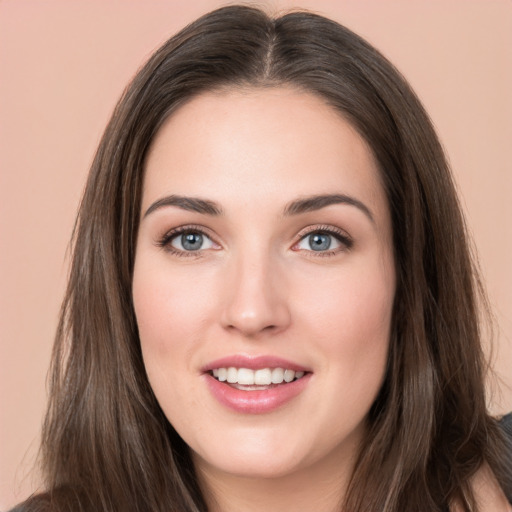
[{"xmin": 143, "ymin": 87, "xmax": 387, "ymax": 218}]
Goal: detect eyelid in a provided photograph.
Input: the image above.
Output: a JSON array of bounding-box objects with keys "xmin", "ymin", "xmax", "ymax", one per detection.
[
  {"xmin": 292, "ymin": 224, "xmax": 353, "ymax": 253},
  {"xmin": 156, "ymin": 224, "xmax": 221, "ymax": 256},
  {"xmin": 155, "ymin": 223, "xmax": 352, "ymax": 257}
]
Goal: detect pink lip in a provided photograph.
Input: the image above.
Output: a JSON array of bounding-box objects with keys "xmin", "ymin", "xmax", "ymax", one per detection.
[
  {"xmin": 204, "ymin": 372, "xmax": 312, "ymax": 414},
  {"xmin": 201, "ymin": 355, "xmax": 312, "ymax": 414},
  {"xmin": 201, "ymin": 355, "xmax": 310, "ymax": 373}
]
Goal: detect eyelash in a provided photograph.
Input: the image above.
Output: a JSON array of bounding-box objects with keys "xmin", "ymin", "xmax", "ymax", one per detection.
[
  {"xmin": 293, "ymin": 225, "xmax": 353, "ymax": 257},
  {"xmin": 156, "ymin": 224, "xmax": 217, "ymax": 258},
  {"xmin": 156, "ymin": 224, "xmax": 353, "ymax": 258}
]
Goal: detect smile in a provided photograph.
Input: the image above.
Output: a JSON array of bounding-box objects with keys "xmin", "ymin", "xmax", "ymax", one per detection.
[
  {"xmin": 211, "ymin": 367, "xmax": 306, "ymax": 387},
  {"xmin": 204, "ymin": 359, "xmax": 312, "ymax": 413}
]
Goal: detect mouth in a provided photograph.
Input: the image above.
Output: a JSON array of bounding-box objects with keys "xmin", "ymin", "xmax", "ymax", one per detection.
[
  {"xmin": 209, "ymin": 367, "xmax": 307, "ymax": 390},
  {"xmin": 203, "ymin": 357, "xmax": 312, "ymax": 413}
]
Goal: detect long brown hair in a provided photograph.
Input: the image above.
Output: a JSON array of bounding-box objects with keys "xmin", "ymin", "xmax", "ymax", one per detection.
[{"xmin": 17, "ymin": 5, "xmax": 511, "ymax": 512}]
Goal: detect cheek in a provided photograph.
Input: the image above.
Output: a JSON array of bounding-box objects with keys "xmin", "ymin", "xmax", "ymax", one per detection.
[
  {"xmin": 296, "ymin": 255, "xmax": 394, "ymax": 419},
  {"xmin": 297, "ymin": 259, "xmax": 394, "ymax": 351},
  {"xmin": 132, "ymin": 260, "xmax": 214, "ymax": 421},
  {"xmin": 133, "ymin": 261, "xmax": 216, "ymax": 356}
]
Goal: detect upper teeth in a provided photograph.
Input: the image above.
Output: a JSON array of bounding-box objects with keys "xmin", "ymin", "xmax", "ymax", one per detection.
[{"xmin": 212, "ymin": 367, "xmax": 305, "ymax": 385}]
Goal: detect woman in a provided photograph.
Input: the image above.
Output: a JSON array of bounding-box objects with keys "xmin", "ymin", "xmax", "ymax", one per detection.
[{"xmin": 12, "ymin": 5, "xmax": 511, "ymax": 512}]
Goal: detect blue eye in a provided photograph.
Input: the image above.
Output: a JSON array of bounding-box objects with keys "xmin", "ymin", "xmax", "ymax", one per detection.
[
  {"xmin": 169, "ymin": 230, "xmax": 215, "ymax": 252},
  {"xmin": 306, "ymin": 233, "xmax": 332, "ymax": 251},
  {"xmin": 295, "ymin": 229, "xmax": 351, "ymax": 253}
]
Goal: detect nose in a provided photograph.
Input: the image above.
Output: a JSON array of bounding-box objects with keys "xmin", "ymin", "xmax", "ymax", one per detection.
[{"xmin": 220, "ymin": 250, "xmax": 291, "ymax": 338}]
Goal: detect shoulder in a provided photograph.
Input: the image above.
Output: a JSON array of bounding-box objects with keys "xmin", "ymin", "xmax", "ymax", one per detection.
[
  {"xmin": 7, "ymin": 487, "xmax": 91, "ymax": 512},
  {"xmin": 7, "ymin": 502, "xmax": 50, "ymax": 512},
  {"xmin": 450, "ymin": 413, "xmax": 512, "ymax": 512},
  {"xmin": 474, "ymin": 464, "xmax": 512, "ymax": 511},
  {"xmin": 452, "ymin": 464, "xmax": 512, "ymax": 512},
  {"xmin": 501, "ymin": 412, "xmax": 512, "ymax": 434},
  {"xmin": 6, "ymin": 494, "xmax": 52, "ymax": 512}
]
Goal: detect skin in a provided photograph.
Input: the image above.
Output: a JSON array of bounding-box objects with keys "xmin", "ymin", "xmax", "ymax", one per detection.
[
  {"xmin": 132, "ymin": 86, "xmax": 394, "ymax": 511},
  {"xmin": 455, "ymin": 466, "xmax": 512, "ymax": 512}
]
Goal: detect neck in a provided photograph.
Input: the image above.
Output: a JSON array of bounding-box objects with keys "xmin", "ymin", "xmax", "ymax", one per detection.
[{"xmin": 194, "ymin": 442, "xmax": 359, "ymax": 512}]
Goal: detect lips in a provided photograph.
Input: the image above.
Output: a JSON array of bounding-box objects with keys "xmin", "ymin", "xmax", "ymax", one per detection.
[
  {"xmin": 202, "ymin": 354, "xmax": 310, "ymax": 373},
  {"xmin": 202, "ymin": 355, "xmax": 312, "ymax": 413}
]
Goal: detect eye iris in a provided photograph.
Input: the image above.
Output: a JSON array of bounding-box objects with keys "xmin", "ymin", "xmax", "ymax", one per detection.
[
  {"xmin": 181, "ymin": 232, "xmax": 203, "ymax": 251},
  {"xmin": 309, "ymin": 233, "xmax": 331, "ymax": 251}
]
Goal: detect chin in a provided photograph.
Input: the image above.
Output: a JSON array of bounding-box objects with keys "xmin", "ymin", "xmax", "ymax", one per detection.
[
  {"xmin": 187, "ymin": 426, "xmax": 303, "ymax": 476},
  {"xmin": 194, "ymin": 448, "xmax": 306, "ymax": 480}
]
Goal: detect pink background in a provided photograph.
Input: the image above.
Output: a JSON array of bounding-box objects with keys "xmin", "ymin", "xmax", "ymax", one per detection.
[{"xmin": 1, "ymin": 1, "xmax": 511, "ymax": 508}]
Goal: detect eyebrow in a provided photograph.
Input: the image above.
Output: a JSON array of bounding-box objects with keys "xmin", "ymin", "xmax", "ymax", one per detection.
[
  {"xmin": 143, "ymin": 193, "xmax": 374, "ymax": 223},
  {"xmin": 283, "ymin": 194, "xmax": 374, "ymax": 223},
  {"xmin": 143, "ymin": 195, "xmax": 223, "ymax": 218}
]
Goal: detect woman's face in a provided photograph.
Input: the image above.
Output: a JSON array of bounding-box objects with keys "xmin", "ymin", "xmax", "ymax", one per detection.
[{"xmin": 133, "ymin": 87, "xmax": 395, "ymax": 481}]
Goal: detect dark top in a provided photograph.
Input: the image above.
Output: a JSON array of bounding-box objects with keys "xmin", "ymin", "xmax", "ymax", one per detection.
[
  {"xmin": 502, "ymin": 411, "xmax": 512, "ymax": 434},
  {"xmin": 502, "ymin": 412, "xmax": 512, "ymax": 504}
]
